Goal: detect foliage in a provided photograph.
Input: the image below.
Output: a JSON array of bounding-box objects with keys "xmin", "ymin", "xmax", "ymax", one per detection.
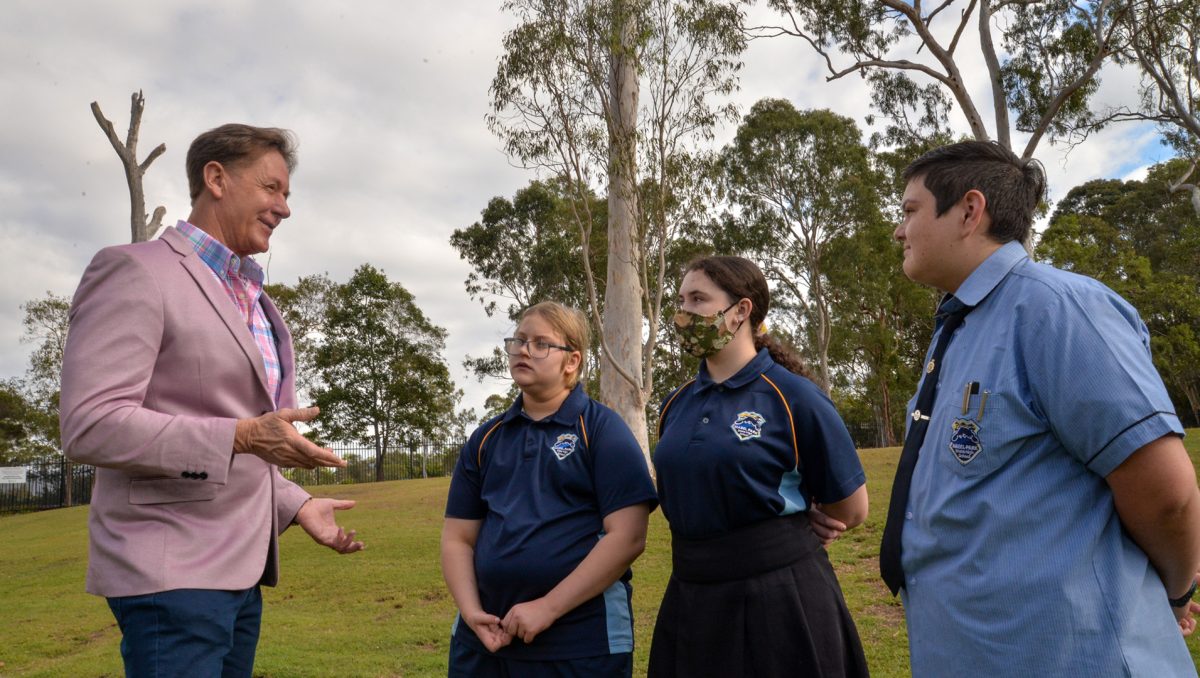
[
  {"xmin": 450, "ymin": 180, "xmax": 609, "ymax": 384},
  {"xmin": 20, "ymin": 292, "xmax": 70, "ymax": 408},
  {"xmin": 0, "ymin": 379, "xmax": 59, "ymax": 465},
  {"xmin": 1037, "ymin": 158, "xmax": 1200, "ymax": 425},
  {"xmin": 4, "ymin": 292, "xmax": 72, "ymax": 463},
  {"xmin": 271, "ymin": 265, "xmax": 460, "ymax": 481},
  {"xmin": 718, "ymin": 101, "xmax": 884, "ymax": 393},
  {"xmin": 1119, "ymin": 0, "xmax": 1200, "ymax": 156},
  {"xmin": 755, "ymin": 0, "xmax": 1127, "ymax": 157},
  {"xmin": 265, "ymin": 273, "xmax": 335, "ymax": 404}
]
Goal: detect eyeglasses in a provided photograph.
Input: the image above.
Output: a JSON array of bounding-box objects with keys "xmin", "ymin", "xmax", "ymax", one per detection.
[{"xmin": 503, "ymin": 337, "xmax": 573, "ymax": 359}]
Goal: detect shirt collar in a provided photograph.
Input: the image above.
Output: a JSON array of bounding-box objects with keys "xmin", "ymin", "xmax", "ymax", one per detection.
[
  {"xmin": 694, "ymin": 347, "xmax": 774, "ymax": 393},
  {"xmin": 951, "ymin": 240, "xmax": 1027, "ymax": 308},
  {"xmin": 504, "ymin": 383, "xmax": 589, "ymax": 424},
  {"xmin": 176, "ymin": 220, "xmax": 265, "ymax": 284}
]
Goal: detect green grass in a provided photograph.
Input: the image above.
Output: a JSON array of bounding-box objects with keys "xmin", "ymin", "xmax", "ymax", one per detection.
[{"xmin": 2, "ymin": 431, "xmax": 1198, "ymax": 677}]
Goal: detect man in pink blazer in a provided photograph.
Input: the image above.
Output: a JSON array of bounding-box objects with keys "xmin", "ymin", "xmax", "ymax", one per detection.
[{"xmin": 60, "ymin": 123, "xmax": 364, "ymax": 678}]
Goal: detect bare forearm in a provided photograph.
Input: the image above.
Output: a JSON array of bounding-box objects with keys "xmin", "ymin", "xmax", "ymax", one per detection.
[
  {"xmin": 1120, "ymin": 491, "xmax": 1200, "ymax": 597},
  {"xmin": 441, "ymin": 539, "xmax": 485, "ymax": 616},
  {"xmin": 1109, "ymin": 435, "xmax": 1200, "ymax": 598},
  {"xmin": 819, "ymin": 484, "xmax": 869, "ymax": 530},
  {"xmin": 540, "ymin": 527, "xmax": 646, "ymax": 619}
]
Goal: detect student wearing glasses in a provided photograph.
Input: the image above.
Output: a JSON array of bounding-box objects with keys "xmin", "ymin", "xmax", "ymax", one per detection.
[{"xmin": 441, "ymin": 301, "xmax": 657, "ymax": 678}]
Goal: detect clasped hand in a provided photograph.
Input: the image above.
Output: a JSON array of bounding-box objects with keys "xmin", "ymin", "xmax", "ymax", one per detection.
[
  {"xmin": 465, "ymin": 597, "xmax": 560, "ymax": 651},
  {"xmin": 235, "ymin": 406, "xmax": 346, "ymax": 469}
]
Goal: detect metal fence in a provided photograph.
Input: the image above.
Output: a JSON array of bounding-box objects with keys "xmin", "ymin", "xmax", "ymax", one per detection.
[
  {"xmin": 0, "ymin": 459, "xmax": 95, "ymax": 514},
  {"xmin": 0, "ymin": 441, "xmax": 463, "ymax": 515},
  {"xmin": 279, "ymin": 441, "xmax": 462, "ymax": 486}
]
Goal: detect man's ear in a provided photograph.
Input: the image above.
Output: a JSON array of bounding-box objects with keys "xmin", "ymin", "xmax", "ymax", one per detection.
[
  {"xmin": 203, "ymin": 161, "xmax": 228, "ymax": 199},
  {"xmin": 960, "ymin": 189, "xmax": 990, "ymax": 237}
]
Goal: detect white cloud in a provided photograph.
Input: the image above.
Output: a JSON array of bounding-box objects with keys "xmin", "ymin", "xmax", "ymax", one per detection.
[{"xmin": 0, "ymin": 0, "xmax": 1162, "ymax": 415}]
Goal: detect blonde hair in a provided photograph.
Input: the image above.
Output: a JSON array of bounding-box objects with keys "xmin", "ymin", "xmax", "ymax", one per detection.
[{"xmin": 519, "ymin": 301, "xmax": 590, "ymax": 387}]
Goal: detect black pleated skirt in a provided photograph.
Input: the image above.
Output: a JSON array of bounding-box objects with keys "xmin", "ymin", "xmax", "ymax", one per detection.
[{"xmin": 648, "ymin": 512, "xmax": 870, "ymax": 678}]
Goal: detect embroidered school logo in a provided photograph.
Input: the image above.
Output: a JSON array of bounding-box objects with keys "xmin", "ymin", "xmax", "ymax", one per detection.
[
  {"xmin": 731, "ymin": 411, "xmax": 766, "ymax": 442},
  {"xmin": 948, "ymin": 419, "xmax": 982, "ymax": 465},
  {"xmin": 550, "ymin": 433, "xmax": 579, "ymax": 461}
]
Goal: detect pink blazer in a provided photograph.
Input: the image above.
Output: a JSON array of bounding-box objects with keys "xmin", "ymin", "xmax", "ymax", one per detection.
[{"xmin": 60, "ymin": 226, "xmax": 311, "ymax": 598}]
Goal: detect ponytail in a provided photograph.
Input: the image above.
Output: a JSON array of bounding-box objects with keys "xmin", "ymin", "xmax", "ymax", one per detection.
[{"xmin": 753, "ymin": 332, "xmax": 812, "ymax": 379}]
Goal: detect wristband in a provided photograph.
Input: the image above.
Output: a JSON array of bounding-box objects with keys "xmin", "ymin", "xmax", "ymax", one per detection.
[{"xmin": 1169, "ymin": 579, "xmax": 1198, "ymax": 608}]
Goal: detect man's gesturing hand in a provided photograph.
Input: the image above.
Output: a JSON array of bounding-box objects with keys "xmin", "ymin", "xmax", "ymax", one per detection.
[{"xmin": 234, "ymin": 407, "xmax": 346, "ymax": 469}]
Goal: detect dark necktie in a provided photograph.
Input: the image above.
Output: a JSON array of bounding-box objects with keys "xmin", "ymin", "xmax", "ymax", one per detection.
[{"xmin": 879, "ymin": 301, "xmax": 972, "ymax": 596}]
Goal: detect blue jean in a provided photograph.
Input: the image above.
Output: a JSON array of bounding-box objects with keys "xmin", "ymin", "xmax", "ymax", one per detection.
[{"xmin": 106, "ymin": 587, "xmax": 262, "ymax": 678}]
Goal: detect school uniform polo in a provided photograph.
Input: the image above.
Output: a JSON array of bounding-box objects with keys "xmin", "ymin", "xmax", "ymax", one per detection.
[
  {"xmin": 900, "ymin": 241, "xmax": 1193, "ymax": 677},
  {"xmin": 654, "ymin": 348, "xmax": 865, "ymax": 538},
  {"xmin": 445, "ymin": 384, "xmax": 658, "ymax": 661}
]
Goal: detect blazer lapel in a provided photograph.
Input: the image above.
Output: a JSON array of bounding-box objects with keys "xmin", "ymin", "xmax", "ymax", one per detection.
[{"xmin": 161, "ymin": 227, "xmax": 273, "ymax": 403}]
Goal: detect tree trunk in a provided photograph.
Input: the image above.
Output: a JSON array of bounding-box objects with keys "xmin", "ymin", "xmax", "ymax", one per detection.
[
  {"xmin": 602, "ymin": 0, "xmax": 651, "ymax": 466},
  {"xmin": 91, "ymin": 91, "xmax": 167, "ymax": 243}
]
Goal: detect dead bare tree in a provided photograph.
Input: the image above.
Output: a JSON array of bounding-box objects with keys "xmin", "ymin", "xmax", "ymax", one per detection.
[{"xmin": 91, "ymin": 91, "xmax": 167, "ymax": 243}]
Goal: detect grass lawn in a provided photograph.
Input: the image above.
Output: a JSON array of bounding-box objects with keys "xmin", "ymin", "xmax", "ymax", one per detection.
[{"xmin": 1, "ymin": 431, "xmax": 1197, "ymax": 677}]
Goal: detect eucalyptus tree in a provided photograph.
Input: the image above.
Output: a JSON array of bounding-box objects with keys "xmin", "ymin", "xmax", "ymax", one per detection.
[
  {"xmin": 490, "ymin": 0, "xmax": 745, "ymax": 456},
  {"xmin": 719, "ymin": 101, "xmax": 880, "ymax": 394},
  {"xmin": 1118, "ymin": 0, "xmax": 1200, "ymax": 213},
  {"xmin": 1037, "ymin": 158, "xmax": 1200, "ymax": 425},
  {"xmin": 265, "ymin": 273, "xmax": 336, "ymax": 405},
  {"xmin": 451, "ymin": 179, "xmax": 608, "ymax": 386},
  {"xmin": 310, "ymin": 265, "xmax": 458, "ymax": 481},
  {"xmin": 752, "ymin": 0, "xmax": 1129, "ymax": 159}
]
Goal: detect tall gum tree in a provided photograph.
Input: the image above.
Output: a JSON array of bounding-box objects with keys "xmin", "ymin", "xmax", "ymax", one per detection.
[
  {"xmin": 718, "ymin": 102, "xmax": 879, "ymax": 395},
  {"xmin": 489, "ymin": 0, "xmax": 745, "ymax": 460}
]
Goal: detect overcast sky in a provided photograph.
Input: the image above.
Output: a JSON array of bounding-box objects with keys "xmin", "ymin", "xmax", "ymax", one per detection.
[{"xmin": 0, "ymin": 1, "xmax": 1169, "ymax": 416}]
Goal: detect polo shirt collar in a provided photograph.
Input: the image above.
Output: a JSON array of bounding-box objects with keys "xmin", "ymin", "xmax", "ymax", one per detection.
[
  {"xmin": 952, "ymin": 240, "xmax": 1027, "ymax": 308},
  {"xmin": 694, "ymin": 347, "xmax": 774, "ymax": 393},
  {"xmin": 505, "ymin": 383, "xmax": 589, "ymax": 424}
]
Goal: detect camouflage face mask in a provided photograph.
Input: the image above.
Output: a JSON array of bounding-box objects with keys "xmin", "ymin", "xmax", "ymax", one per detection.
[{"xmin": 673, "ymin": 302, "xmax": 739, "ymax": 359}]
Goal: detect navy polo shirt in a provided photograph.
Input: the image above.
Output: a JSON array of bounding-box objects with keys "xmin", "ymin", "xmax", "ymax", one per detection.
[
  {"xmin": 654, "ymin": 348, "xmax": 865, "ymax": 538},
  {"xmin": 445, "ymin": 384, "xmax": 658, "ymax": 661}
]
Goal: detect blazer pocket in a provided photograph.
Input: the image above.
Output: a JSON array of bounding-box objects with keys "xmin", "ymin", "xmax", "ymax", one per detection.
[{"xmin": 129, "ymin": 477, "xmax": 221, "ymax": 505}]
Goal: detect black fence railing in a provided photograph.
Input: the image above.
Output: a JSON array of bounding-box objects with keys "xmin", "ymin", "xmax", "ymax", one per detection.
[
  {"xmin": 279, "ymin": 441, "xmax": 462, "ymax": 486},
  {"xmin": 0, "ymin": 459, "xmax": 95, "ymax": 514},
  {"xmin": 0, "ymin": 441, "xmax": 464, "ymax": 515}
]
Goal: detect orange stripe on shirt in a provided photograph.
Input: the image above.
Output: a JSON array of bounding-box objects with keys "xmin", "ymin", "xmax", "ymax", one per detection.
[{"xmin": 759, "ymin": 373, "xmax": 799, "ymax": 468}]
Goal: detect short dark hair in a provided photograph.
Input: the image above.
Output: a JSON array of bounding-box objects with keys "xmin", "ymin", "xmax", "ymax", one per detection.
[
  {"xmin": 903, "ymin": 141, "xmax": 1045, "ymax": 244},
  {"xmin": 186, "ymin": 124, "xmax": 297, "ymax": 203}
]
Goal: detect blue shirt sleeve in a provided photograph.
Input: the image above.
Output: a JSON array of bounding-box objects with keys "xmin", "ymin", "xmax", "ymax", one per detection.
[
  {"xmin": 444, "ymin": 422, "xmax": 491, "ymax": 520},
  {"xmin": 1023, "ymin": 279, "xmax": 1183, "ymax": 477},
  {"xmin": 789, "ymin": 375, "xmax": 866, "ymax": 504},
  {"xmin": 588, "ymin": 406, "xmax": 658, "ymax": 517}
]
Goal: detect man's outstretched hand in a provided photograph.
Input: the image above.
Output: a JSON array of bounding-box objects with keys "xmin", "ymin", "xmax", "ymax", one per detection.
[
  {"xmin": 295, "ymin": 497, "xmax": 365, "ymax": 554},
  {"xmin": 234, "ymin": 407, "xmax": 346, "ymax": 469}
]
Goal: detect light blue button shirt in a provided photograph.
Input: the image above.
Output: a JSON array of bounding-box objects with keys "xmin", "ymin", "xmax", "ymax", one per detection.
[{"xmin": 900, "ymin": 241, "xmax": 1193, "ymax": 677}]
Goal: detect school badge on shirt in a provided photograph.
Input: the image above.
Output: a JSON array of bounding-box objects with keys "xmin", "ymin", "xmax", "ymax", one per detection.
[
  {"xmin": 948, "ymin": 419, "xmax": 982, "ymax": 465},
  {"xmin": 551, "ymin": 433, "xmax": 579, "ymax": 460},
  {"xmin": 731, "ymin": 411, "xmax": 766, "ymax": 441}
]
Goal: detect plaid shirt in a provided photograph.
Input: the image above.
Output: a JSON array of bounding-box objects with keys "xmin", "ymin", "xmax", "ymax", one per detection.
[{"xmin": 176, "ymin": 221, "xmax": 282, "ymax": 406}]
